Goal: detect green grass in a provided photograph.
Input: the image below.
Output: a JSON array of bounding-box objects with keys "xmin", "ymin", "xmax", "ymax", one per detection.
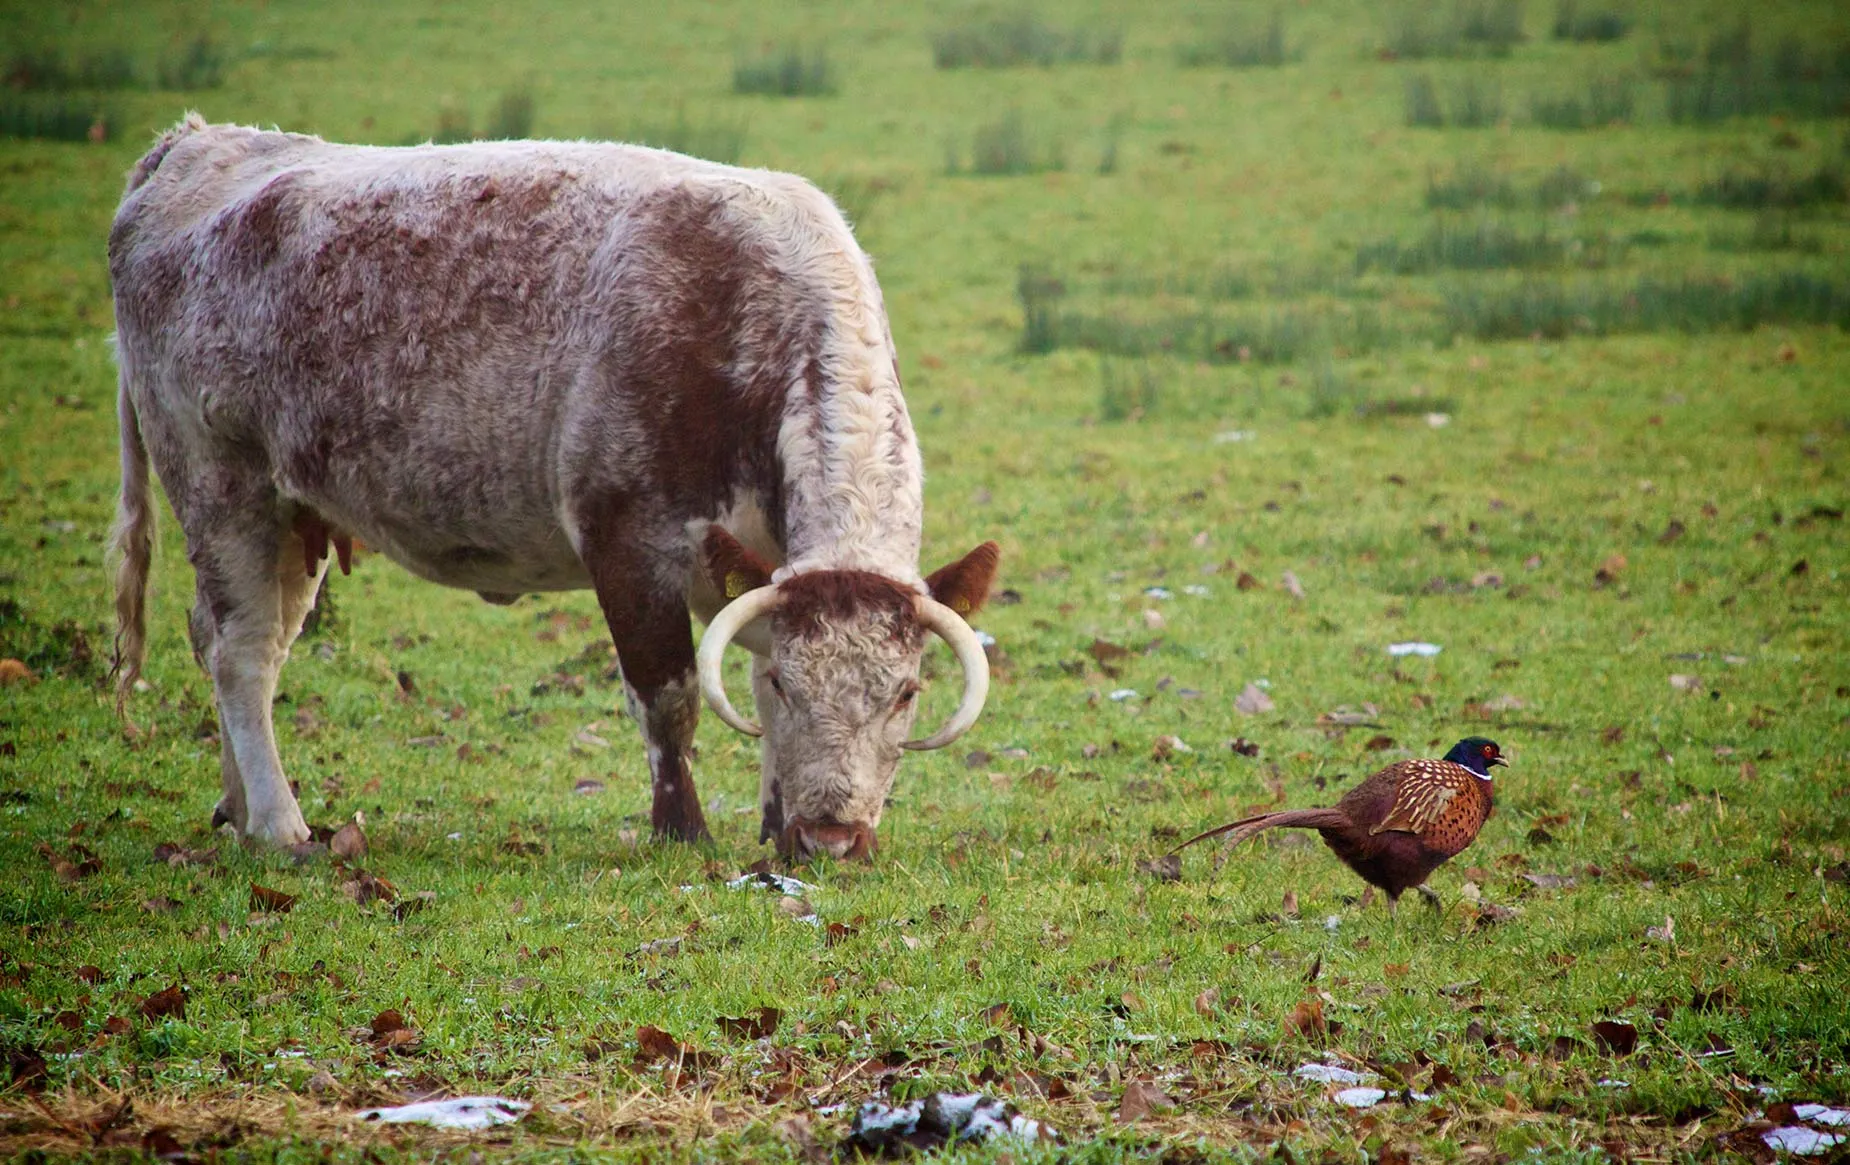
[
  {"xmin": 732, "ymin": 43, "xmax": 837, "ymax": 98},
  {"xmin": 2, "ymin": 0, "xmax": 1849, "ymax": 1160}
]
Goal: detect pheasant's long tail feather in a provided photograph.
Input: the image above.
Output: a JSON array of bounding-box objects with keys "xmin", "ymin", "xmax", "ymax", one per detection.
[{"xmin": 1170, "ymin": 808, "xmax": 1351, "ymax": 856}]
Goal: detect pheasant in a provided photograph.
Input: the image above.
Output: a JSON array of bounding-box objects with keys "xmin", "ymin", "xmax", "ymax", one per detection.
[{"xmin": 1174, "ymin": 737, "xmax": 1505, "ymax": 912}]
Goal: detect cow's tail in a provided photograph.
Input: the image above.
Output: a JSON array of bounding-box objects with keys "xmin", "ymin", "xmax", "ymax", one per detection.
[{"xmin": 109, "ymin": 378, "xmax": 154, "ymax": 714}]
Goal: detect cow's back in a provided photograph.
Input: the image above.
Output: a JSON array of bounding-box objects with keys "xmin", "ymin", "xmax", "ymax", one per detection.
[{"xmin": 108, "ymin": 119, "xmax": 864, "ymax": 591}]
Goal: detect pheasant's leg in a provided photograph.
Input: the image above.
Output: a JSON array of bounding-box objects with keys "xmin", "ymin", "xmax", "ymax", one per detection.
[
  {"xmin": 1359, "ymin": 886, "xmax": 1377, "ymax": 911},
  {"xmin": 1417, "ymin": 885, "xmax": 1444, "ymax": 912}
]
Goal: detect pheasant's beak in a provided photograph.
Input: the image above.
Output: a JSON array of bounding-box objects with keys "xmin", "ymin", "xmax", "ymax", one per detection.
[{"xmin": 1490, "ymin": 755, "xmax": 1509, "ymax": 767}]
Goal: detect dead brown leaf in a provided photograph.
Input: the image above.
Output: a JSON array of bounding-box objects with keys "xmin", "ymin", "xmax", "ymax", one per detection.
[
  {"xmin": 1282, "ymin": 996, "xmax": 1326, "ymax": 1042},
  {"xmin": 1591, "ymin": 1020, "xmax": 1638, "ymax": 1056},
  {"xmin": 141, "ymin": 896, "xmax": 182, "ymax": 916},
  {"xmin": 1234, "ymin": 682, "xmax": 1274, "ymax": 715},
  {"xmin": 1117, "ymin": 1080, "xmax": 1176, "ymax": 1122},
  {"xmin": 248, "ymin": 884, "xmax": 295, "ymax": 913},
  {"xmin": 1193, "ymin": 988, "xmax": 1221, "ymax": 1016},
  {"xmin": 1088, "ymin": 638, "xmax": 1131, "ymax": 665},
  {"xmin": 329, "ymin": 820, "xmax": 367, "ymax": 859},
  {"xmin": 139, "ymin": 985, "xmax": 186, "ymax": 1022},
  {"xmin": 718, "ymin": 1006, "xmax": 782, "ymax": 1040}
]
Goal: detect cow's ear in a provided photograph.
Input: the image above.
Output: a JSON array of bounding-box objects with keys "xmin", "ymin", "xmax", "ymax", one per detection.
[
  {"xmin": 924, "ymin": 541, "xmax": 1000, "ymax": 618},
  {"xmin": 703, "ymin": 525, "xmax": 775, "ymax": 600}
]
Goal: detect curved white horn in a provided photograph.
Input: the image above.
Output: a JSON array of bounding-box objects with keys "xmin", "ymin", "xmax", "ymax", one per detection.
[
  {"xmin": 902, "ymin": 597, "xmax": 991, "ymax": 751},
  {"xmin": 697, "ymin": 585, "xmax": 782, "ymax": 737}
]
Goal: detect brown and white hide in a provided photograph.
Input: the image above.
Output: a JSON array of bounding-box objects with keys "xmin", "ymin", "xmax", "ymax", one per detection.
[{"xmin": 108, "ymin": 115, "xmax": 997, "ymax": 859}]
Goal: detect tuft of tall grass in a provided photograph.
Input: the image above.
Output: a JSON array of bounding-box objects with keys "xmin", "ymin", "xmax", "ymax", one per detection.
[
  {"xmin": 1456, "ymin": 0, "xmax": 1526, "ymax": 52},
  {"xmin": 0, "ymin": 94, "xmax": 114, "ymax": 142},
  {"xmin": 1405, "ymin": 74, "xmax": 1445, "ymax": 126},
  {"xmin": 485, "ymin": 88, "xmax": 534, "ymax": 139},
  {"xmin": 1450, "ymin": 76, "xmax": 1505, "ymax": 127},
  {"xmin": 1533, "ymin": 165, "xmax": 1597, "ymax": 208},
  {"xmin": 431, "ymin": 100, "xmax": 473, "ymax": 144},
  {"xmin": 733, "ymin": 43, "xmax": 836, "ymax": 96},
  {"xmin": 1383, "ymin": 0, "xmax": 1522, "ymax": 59},
  {"xmin": 1530, "ymin": 74, "xmax": 1634, "ymax": 128},
  {"xmin": 1707, "ymin": 211, "xmax": 1823, "ymax": 254},
  {"xmin": 1442, "ymin": 271, "xmax": 1850, "ymax": 340},
  {"xmin": 1355, "ymin": 219, "xmax": 1619, "ymax": 274},
  {"xmin": 1404, "ymin": 75, "xmax": 1504, "ymax": 127},
  {"xmin": 3, "ymin": 46, "xmax": 138, "ymax": 91},
  {"xmin": 1695, "ymin": 163, "xmax": 1847, "ymax": 209},
  {"xmin": 1426, "ymin": 162, "xmax": 1516, "ymax": 209},
  {"xmin": 155, "ymin": 34, "xmax": 226, "ymax": 90},
  {"xmin": 1177, "ymin": 10, "xmax": 1289, "ymax": 68},
  {"xmin": 1551, "ymin": 0, "xmax": 1629, "ymax": 42},
  {"xmin": 932, "ymin": 12, "xmax": 1121, "ymax": 68},
  {"xmin": 1098, "ymin": 358, "xmax": 1162, "ymax": 421},
  {"xmin": 948, "ymin": 110, "xmax": 1064, "ymax": 176},
  {"xmin": 1017, "ymin": 264, "xmax": 1067, "ymax": 354},
  {"xmin": 1665, "ymin": 25, "xmax": 1850, "ymax": 123}
]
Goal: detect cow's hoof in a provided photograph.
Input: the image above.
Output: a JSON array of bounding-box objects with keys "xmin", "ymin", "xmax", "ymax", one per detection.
[
  {"xmin": 244, "ymin": 810, "xmax": 312, "ymax": 848},
  {"xmin": 210, "ymin": 796, "xmax": 245, "ymax": 832}
]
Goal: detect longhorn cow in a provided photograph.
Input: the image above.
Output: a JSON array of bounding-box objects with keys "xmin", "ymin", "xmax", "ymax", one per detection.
[{"xmin": 108, "ymin": 116, "xmax": 997, "ymax": 861}]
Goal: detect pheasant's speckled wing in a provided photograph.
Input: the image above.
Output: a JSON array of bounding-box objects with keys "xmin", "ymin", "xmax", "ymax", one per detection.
[{"xmin": 1369, "ymin": 759, "xmax": 1479, "ymax": 840}]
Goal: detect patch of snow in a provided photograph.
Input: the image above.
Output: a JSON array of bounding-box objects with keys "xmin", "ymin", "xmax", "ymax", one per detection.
[
  {"xmin": 356, "ymin": 1096, "xmax": 530, "ymax": 1130},
  {"xmin": 727, "ymin": 872, "xmax": 817, "ymax": 896},
  {"xmin": 1295, "ymin": 1063, "xmax": 1370, "ymax": 1085},
  {"xmin": 1387, "ymin": 641, "xmax": 1443, "ymax": 657},
  {"xmin": 1183, "ymin": 585, "xmax": 1211, "ymax": 597},
  {"xmin": 1795, "ymin": 1105, "xmax": 1850, "ymax": 1128},
  {"xmin": 1212, "ymin": 430, "xmax": 1256, "ymax": 444},
  {"xmin": 1108, "ymin": 689, "xmax": 1139, "ymax": 702},
  {"xmin": 975, "ymin": 630, "xmax": 997, "ymax": 648},
  {"xmin": 1335, "ymin": 1087, "xmax": 1388, "ymax": 1108},
  {"xmin": 1763, "ymin": 1127, "xmax": 1845, "ymax": 1155}
]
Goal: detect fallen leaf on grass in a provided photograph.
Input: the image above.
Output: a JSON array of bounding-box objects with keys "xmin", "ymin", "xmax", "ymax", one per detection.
[
  {"xmin": 1235, "ymin": 683, "xmax": 1274, "ymax": 715},
  {"xmin": 1194, "ymin": 988, "xmax": 1221, "ymax": 1016},
  {"xmin": 151, "ymin": 842, "xmax": 217, "ymax": 866},
  {"xmin": 1280, "ymin": 570, "xmax": 1305, "ymax": 599},
  {"xmin": 1669, "ymin": 674, "xmax": 1703, "ymax": 692},
  {"xmin": 1646, "ymin": 916, "xmax": 1676, "ymax": 943},
  {"xmin": 1591, "ymin": 1021, "xmax": 1639, "ymax": 1056},
  {"xmin": 249, "ymin": 884, "xmax": 295, "ymax": 913},
  {"xmin": 139, "ymin": 985, "xmax": 186, "ymax": 1022},
  {"xmin": 1117, "ymin": 1080, "xmax": 1176, "ymax": 1122},
  {"xmin": 1088, "ymin": 639, "xmax": 1130, "ymax": 665},
  {"xmin": 572, "ymin": 778, "xmax": 605, "ymax": 795},
  {"xmin": 73, "ymin": 965, "xmax": 103, "ymax": 985},
  {"xmin": 1363, "ymin": 734, "xmax": 1396, "ymax": 751},
  {"xmin": 329, "ymin": 820, "xmax": 367, "ymax": 859},
  {"xmin": 824, "ymin": 921, "xmax": 856, "ymax": 945},
  {"xmin": 1283, "ymin": 997, "xmax": 1327, "ymax": 1042},
  {"xmin": 718, "ymin": 1007, "xmax": 782, "ymax": 1040},
  {"xmin": 342, "ymin": 869, "xmax": 399, "ymax": 906},
  {"xmin": 141, "ymin": 896, "xmax": 182, "ymax": 916}
]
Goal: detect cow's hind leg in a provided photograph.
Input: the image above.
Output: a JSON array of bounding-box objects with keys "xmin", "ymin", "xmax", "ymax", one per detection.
[
  {"xmin": 188, "ymin": 510, "xmax": 323, "ymax": 846},
  {"xmin": 579, "ymin": 518, "xmax": 709, "ymax": 843}
]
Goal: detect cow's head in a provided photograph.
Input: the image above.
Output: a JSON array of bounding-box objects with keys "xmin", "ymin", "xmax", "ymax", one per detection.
[{"xmin": 695, "ymin": 527, "xmax": 998, "ymax": 862}]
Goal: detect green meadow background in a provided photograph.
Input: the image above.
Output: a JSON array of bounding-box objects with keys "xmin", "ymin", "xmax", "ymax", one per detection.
[{"xmin": 0, "ymin": 0, "xmax": 1846, "ymax": 1158}]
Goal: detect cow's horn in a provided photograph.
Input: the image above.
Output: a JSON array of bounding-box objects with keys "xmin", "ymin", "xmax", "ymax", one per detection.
[
  {"xmin": 902, "ymin": 597, "xmax": 991, "ymax": 751},
  {"xmin": 698, "ymin": 585, "xmax": 782, "ymax": 737}
]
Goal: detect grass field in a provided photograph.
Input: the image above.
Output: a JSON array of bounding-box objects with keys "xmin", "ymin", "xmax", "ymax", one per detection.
[{"xmin": 2, "ymin": 0, "xmax": 1847, "ymax": 1159}]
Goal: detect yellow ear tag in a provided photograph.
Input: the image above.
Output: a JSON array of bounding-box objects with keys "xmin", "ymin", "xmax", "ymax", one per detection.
[
  {"xmin": 725, "ymin": 571, "xmax": 751, "ymax": 599},
  {"xmin": 952, "ymin": 597, "xmax": 971, "ymax": 614}
]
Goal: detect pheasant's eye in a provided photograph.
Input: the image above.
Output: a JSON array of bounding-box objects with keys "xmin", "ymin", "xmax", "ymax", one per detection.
[{"xmin": 1482, "ymin": 744, "xmax": 1495, "ymax": 757}]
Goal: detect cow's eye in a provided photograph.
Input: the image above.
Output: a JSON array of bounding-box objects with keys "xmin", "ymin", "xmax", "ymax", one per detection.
[
  {"xmin": 895, "ymin": 684, "xmax": 920, "ymax": 709},
  {"xmin": 767, "ymin": 669, "xmax": 785, "ymax": 696}
]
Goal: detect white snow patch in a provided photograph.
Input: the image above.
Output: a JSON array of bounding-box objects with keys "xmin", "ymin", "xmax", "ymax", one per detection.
[
  {"xmin": 1763, "ymin": 1127, "xmax": 1845, "ymax": 1155},
  {"xmin": 1387, "ymin": 641, "xmax": 1443, "ymax": 657},
  {"xmin": 357, "ymin": 1096, "xmax": 529, "ymax": 1130}
]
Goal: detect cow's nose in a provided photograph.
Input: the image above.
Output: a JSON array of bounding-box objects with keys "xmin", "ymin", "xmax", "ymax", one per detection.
[{"xmin": 783, "ymin": 818, "xmax": 876, "ymax": 862}]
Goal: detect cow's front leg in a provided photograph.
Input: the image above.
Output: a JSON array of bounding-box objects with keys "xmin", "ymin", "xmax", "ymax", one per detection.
[
  {"xmin": 187, "ymin": 521, "xmax": 319, "ymax": 847},
  {"xmin": 580, "ymin": 521, "xmax": 709, "ymax": 843}
]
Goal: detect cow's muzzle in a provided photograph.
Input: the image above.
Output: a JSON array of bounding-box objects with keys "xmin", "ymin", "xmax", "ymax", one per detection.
[{"xmin": 778, "ymin": 817, "xmax": 877, "ymax": 862}]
